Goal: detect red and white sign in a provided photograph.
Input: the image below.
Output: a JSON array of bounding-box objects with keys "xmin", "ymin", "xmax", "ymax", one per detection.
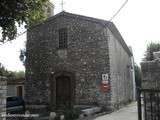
[
  {"xmin": 101, "ymin": 74, "xmax": 110, "ymax": 92},
  {"xmin": 100, "ymin": 83, "xmax": 110, "ymax": 92},
  {"xmin": 102, "ymin": 74, "xmax": 109, "ymax": 84}
]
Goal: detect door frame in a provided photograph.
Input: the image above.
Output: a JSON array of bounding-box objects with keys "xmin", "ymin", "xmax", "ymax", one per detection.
[
  {"xmin": 49, "ymin": 71, "xmax": 75, "ymax": 110},
  {"xmin": 16, "ymin": 85, "xmax": 24, "ymax": 98},
  {"xmin": 56, "ymin": 75, "xmax": 71, "ymax": 109}
]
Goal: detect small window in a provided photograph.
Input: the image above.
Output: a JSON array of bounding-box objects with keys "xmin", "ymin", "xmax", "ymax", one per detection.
[{"xmin": 59, "ymin": 28, "xmax": 68, "ymax": 49}]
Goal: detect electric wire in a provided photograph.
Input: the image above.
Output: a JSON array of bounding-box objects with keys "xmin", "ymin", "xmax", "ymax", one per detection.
[{"xmin": 109, "ymin": 0, "xmax": 128, "ymax": 21}]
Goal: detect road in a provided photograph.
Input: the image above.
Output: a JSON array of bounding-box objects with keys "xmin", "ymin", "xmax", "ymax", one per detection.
[{"xmin": 94, "ymin": 102, "xmax": 138, "ymax": 120}]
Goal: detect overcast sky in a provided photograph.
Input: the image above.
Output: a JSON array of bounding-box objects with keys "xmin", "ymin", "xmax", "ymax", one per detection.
[{"xmin": 0, "ymin": 0, "xmax": 160, "ymax": 71}]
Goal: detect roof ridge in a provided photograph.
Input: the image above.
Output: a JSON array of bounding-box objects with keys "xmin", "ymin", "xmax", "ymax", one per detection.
[
  {"xmin": 58, "ymin": 11, "xmax": 110, "ymax": 23},
  {"xmin": 29, "ymin": 11, "xmax": 132, "ymax": 56}
]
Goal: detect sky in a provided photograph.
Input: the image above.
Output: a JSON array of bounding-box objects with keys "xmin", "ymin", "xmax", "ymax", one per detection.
[{"xmin": 0, "ymin": 0, "xmax": 160, "ymax": 71}]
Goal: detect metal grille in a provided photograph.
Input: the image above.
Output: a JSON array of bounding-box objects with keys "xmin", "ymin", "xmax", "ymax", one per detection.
[
  {"xmin": 137, "ymin": 88, "xmax": 160, "ymax": 120},
  {"xmin": 59, "ymin": 28, "xmax": 68, "ymax": 49}
]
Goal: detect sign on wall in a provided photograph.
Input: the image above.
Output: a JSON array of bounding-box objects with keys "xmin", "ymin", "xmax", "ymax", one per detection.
[
  {"xmin": 101, "ymin": 74, "xmax": 110, "ymax": 92},
  {"xmin": 102, "ymin": 74, "xmax": 109, "ymax": 84}
]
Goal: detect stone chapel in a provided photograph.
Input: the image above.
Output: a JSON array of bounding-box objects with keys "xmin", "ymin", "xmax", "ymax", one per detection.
[{"xmin": 25, "ymin": 11, "xmax": 135, "ymax": 112}]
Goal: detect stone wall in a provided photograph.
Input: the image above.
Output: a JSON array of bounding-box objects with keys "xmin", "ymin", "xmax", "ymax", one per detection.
[
  {"xmin": 25, "ymin": 14, "xmax": 111, "ymax": 111},
  {"xmin": 25, "ymin": 12, "xmax": 134, "ymax": 112},
  {"xmin": 141, "ymin": 60, "xmax": 160, "ymax": 89},
  {"xmin": 141, "ymin": 58, "xmax": 160, "ymax": 120},
  {"xmin": 0, "ymin": 77, "xmax": 6, "ymax": 120},
  {"xmin": 108, "ymin": 28, "xmax": 134, "ymax": 109}
]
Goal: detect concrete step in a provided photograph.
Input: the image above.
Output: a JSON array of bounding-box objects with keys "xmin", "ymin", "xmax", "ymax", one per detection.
[{"xmin": 81, "ymin": 107, "xmax": 102, "ymax": 116}]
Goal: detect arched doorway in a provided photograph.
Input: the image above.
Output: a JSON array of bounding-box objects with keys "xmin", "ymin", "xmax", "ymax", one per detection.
[
  {"xmin": 50, "ymin": 71, "xmax": 75, "ymax": 110},
  {"xmin": 56, "ymin": 75, "xmax": 71, "ymax": 109}
]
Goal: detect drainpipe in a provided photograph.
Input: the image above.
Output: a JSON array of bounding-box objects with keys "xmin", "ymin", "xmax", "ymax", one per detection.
[{"xmin": 129, "ymin": 47, "xmax": 136, "ymax": 101}]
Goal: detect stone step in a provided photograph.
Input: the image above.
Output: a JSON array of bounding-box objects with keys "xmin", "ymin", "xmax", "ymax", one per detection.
[{"xmin": 81, "ymin": 107, "xmax": 102, "ymax": 116}]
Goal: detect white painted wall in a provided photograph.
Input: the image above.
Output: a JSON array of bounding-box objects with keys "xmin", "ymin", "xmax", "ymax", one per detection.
[
  {"xmin": 7, "ymin": 85, "xmax": 24, "ymax": 98},
  {"xmin": 7, "ymin": 85, "xmax": 16, "ymax": 97}
]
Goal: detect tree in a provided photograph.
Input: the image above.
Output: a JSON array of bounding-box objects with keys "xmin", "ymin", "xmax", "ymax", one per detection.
[
  {"xmin": 0, "ymin": 0, "xmax": 49, "ymax": 43},
  {"xmin": 134, "ymin": 64, "xmax": 142, "ymax": 88},
  {"xmin": 0, "ymin": 62, "xmax": 25, "ymax": 78},
  {"xmin": 143, "ymin": 42, "xmax": 160, "ymax": 61},
  {"xmin": 0, "ymin": 63, "xmax": 6, "ymax": 76},
  {"xmin": 11, "ymin": 71, "xmax": 25, "ymax": 78},
  {"xmin": 0, "ymin": 63, "xmax": 14, "ymax": 77}
]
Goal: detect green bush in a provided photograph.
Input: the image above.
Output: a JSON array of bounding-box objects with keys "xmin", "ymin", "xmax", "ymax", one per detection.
[
  {"xmin": 54, "ymin": 115, "xmax": 60, "ymax": 120},
  {"xmin": 63, "ymin": 108, "xmax": 81, "ymax": 120}
]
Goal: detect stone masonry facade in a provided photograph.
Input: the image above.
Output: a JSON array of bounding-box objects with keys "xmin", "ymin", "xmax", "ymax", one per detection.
[
  {"xmin": 108, "ymin": 28, "xmax": 134, "ymax": 109},
  {"xmin": 25, "ymin": 12, "xmax": 134, "ymax": 112},
  {"xmin": 141, "ymin": 60, "xmax": 160, "ymax": 89},
  {"xmin": 141, "ymin": 52, "xmax": 160, "ymax": 120}
]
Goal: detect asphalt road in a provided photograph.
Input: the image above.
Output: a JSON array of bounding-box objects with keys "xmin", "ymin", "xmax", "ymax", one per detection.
[{"xmin": 94, "ymin": 102, "xmax": 138, "ymax": 120}]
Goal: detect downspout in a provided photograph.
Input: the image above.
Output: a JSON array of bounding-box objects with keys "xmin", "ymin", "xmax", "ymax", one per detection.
[{"xmin": 129, "ymin": 47, "xmax": 136, "ymax": 101}]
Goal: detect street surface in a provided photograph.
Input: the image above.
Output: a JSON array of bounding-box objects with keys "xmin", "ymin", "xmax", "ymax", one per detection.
[{"xmin": 94, "ymin": 102, "xmax": 138, "ymax": 120}]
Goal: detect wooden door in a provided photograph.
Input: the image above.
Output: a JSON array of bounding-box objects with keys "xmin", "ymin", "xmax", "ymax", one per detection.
[
  {"xmin": 56, "ymin": 75, "xmax": 71, "ymax": 109},
  {"xmin": 17, "ymin": 86, "xmax": 23, "ymax": 97}
]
